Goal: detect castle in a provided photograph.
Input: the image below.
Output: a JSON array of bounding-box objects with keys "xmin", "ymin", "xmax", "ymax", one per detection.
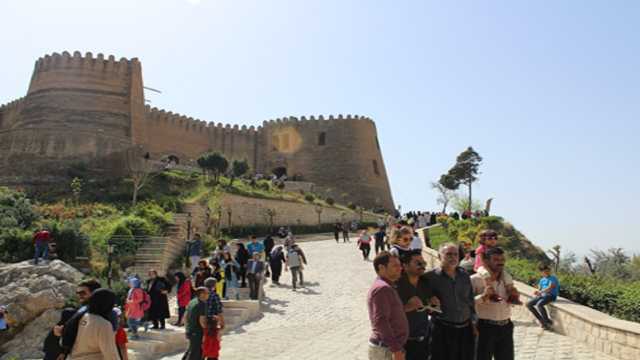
[{"xmin": 0, "ymin": 51, "xmax": 394, "ymax": 211}]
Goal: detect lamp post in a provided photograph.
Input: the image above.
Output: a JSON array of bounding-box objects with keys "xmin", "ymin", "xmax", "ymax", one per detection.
[
  {"xmin": 186, "ymin": 212, "xmax": 193, "ymax": 241},
  {"xmin": 107, "ymin": 240, "xmax": 115, "ymax": 288}
]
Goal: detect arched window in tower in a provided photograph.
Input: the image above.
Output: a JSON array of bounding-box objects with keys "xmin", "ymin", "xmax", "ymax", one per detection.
[
  {"xmin": 318, "ymin": 132, "xmax": 326, "ymax": 146},
  {"xmin": 372, "ymin": 159, "xmax": 380, "ymax": 176}
]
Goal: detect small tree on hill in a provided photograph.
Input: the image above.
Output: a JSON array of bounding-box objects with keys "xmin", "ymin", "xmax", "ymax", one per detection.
[
  {"xmin": 441, "ymin": 147, "xmax": 483, "ymax": 212},
  {"xmin": 197, "ymin": 152, "xmax": 229, "ymax": 184},
  {"xmin": 229, "ymin": 159, "xmax": 250, "ymax": 187},
  {"xmin": 125, "ymin": 147, "xmax": 156, "ymax": 206}
]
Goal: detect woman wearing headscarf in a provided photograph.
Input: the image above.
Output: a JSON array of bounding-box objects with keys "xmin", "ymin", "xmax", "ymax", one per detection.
[
  {"xmin": 235, "ymin": 242, "xmax": 250, "ymax": 288},
  {"xmin": 70, "ymin": 288, "xmax": 119, "ymax": 359},
  {"xmin": 173, "ymin": 272, "xmax": 191, "ymax": 326},
  {"xmin": 43, "ymin": 307, "xmax": 76, "ymax": 360},
  {"xmin": 220, "ymin": 251, "xmax": 240, "ymax": 300},
  {"xmin": 269, "ymin": 245, "xmax": 286, "ymax": 285},
  {"xmin": 146, "ymin": 270, "xmax": 171, "ymax": 329},
  {"xmin": 125, "ymin": 277, "xmax": 145, "ymax": 339}
]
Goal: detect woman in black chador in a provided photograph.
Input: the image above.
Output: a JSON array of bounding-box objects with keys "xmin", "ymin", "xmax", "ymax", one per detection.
[{"xmin": 146, "ymin": 269, "xmax": 171, "ymax": 329}]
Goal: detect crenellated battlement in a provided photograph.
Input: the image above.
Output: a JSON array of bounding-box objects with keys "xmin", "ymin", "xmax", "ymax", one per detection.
[
  {"xmin": 33, "ymin": 51, "xmax": 138, "ymax": 75},
  {"xmin": 261, "ymin": 114, "xmax": 374, "ymax": 128},
  {"xmin": 0, "ymin": 97, "xmax": 26, "ymax": 112},
  {"xmin": 144, "ymin": 106, "xmax": 259, "ymax": 135}
]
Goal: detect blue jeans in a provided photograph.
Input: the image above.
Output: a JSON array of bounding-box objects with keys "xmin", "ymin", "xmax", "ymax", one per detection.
[
  {"xmin": 527, "ymin": 293, "xmax": 555, "ymax": 325},
  {"xmin": 128, "ymin": 318, "xmax": 142, "ymax": 335},
  {"xmin": 34, "ymin": 243, "xmax": 49, "ymax": 264}
]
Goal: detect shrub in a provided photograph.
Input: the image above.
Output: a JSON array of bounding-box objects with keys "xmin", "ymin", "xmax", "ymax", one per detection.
[
  {"xmin": 347, "ymin": 202, "xmax": 357, "ymax": 210},
  {"xmin": 304, "ymin": 193, "xmax": 315, "ymax": 202},
  {"xmin": 0, "ymin": 187, "xmax": 38, "ymax": 229},
  {"xmin": 49, "ymin": 220, "xmax": 89, "ymax": 262},
  {"xmin": 0, "ymin": 228, "xmax": 33, "ymax": 262},
  {"xmin": 131, "ymin": 201, "xmax": 173, "ymax": 231},
  {"xmin": 325, "ymin": 197, "xmax": 335, "ymax": 206}
]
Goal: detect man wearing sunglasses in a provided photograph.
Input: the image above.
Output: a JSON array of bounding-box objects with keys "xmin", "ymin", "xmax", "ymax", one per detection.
[{"xmin": 395, "ymin": 250, "xmax": 439, "ymax": 360}]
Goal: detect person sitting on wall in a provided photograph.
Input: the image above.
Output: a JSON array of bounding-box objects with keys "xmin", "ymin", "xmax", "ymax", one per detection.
[{"xmin": 526, "ymin": 264, "xmax": 560, "ymax": 330}]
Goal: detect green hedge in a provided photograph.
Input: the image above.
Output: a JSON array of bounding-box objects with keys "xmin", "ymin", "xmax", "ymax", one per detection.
[{"xmin": 507, "ymin": 258, "xmax": 640, "ymax": 323}]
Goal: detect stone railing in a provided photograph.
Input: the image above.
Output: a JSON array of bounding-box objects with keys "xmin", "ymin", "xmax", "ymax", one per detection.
[{"xmin": 417, "ymin": 232, "xmax": 640, "ymax": 360}]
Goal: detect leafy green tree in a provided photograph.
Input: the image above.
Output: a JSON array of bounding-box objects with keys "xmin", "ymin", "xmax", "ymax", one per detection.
[
  {"xmin": 197, "ymin": 152, "xmax": 229, "ymax": 184},
  {"xmin": 442, "ymin": 147, "xmax": 483, "ymax": 212},
  {"xmin": 229, "ymin": 159, "xmax": 250, "ymax": 187},
  {"xmin": 450, "ymin": 193, "xmax": 482, "ymax": 214}
]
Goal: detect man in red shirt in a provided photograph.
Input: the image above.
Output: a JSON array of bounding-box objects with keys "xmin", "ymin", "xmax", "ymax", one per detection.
[
  {"xmin": 33, "ymin": 229, "xmax": 51, "ymax": 265},
  {"xmin": 367, "ymin": 251, "xmax": 409, "ymax": 360}
]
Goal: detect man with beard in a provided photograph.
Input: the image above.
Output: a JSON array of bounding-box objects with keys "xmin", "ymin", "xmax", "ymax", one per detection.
[{"xmin": 471, "ymin": 247, "xmax": 518, "ymax": 360}]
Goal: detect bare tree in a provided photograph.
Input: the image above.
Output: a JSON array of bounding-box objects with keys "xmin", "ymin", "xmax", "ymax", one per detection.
[
  {"xmin": 124, "ymin": 146, "xmax": 157, "ymax": 206},
  {"xmin": 548, "ymin": 245, "xmax": 561, "ymax": 273},
  {"xmin": 431, "ymin": 181, "xmax": 455, "ymax": 213}
]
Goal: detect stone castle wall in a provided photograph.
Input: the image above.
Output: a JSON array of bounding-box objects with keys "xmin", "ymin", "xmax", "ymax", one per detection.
[{"xmin": 0, "ymin": 51, "xmax": 395, "ymax": 210}]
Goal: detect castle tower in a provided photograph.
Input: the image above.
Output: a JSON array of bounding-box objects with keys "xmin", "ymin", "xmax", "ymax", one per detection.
[
  {"xmin": 0, "ymin": 51, "xmax": 144, "ymax": 181},
  {"xmin": 259, "ymin": 115, "xmax": 394, "ymax": 211}
]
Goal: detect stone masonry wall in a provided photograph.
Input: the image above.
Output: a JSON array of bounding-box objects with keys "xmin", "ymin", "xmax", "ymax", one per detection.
[
  {"xmin": 0, "ymin": 52, "xmax": 396, "ymax": 211},
  {"xmin": 183, "ymin": 193, "xmax": 382, "ymax": 234}
]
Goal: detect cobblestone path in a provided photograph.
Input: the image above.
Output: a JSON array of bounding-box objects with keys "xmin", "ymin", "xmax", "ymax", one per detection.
[{"xmin": 162, "ymin": 238, "xmax": 617, "ymax": 360}]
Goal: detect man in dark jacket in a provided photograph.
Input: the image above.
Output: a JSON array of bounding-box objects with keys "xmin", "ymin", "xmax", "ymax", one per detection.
[{"xmin": 247, "ymin": 252, "xmax": 266, "ymax": 299}]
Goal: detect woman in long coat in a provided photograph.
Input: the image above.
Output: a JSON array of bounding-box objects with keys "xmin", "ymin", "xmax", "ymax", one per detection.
[
  {"xmin": 220, "ymin": 251, "xmax": 240, "ymax": 300},
  {"xmin": 146, "ymin": 269, "xmax": 171, "ymax": 329},
  {"xmin": 269, "ymin": 245, "xmax": 286, "ymax": 285}
]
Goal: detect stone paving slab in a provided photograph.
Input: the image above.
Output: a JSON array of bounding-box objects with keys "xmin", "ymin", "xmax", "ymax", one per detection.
[{"xmin": 162, "ymin": 238, "xmax": 618, "ymax": 360}]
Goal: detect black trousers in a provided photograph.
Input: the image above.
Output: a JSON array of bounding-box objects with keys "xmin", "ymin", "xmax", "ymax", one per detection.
[
  {"xmin": 360, "ymin": 244, "xmax": 371, "ymax": 259},
  {"xmin": 476, "ymin": 321, "xmax": 514, "ymax": 360},
  {"xmin": 248, "ymin": 273, "xmax": 261, "ymax": 299},
  {"xmin": 430, "ymin": 321, "xmax": 474, "ymax": 360},
  {"xmin": 405, "ymin": 338, "xmax": 429, "ymax": 360},
  {"xmin": 182, "ymin": 334, "xmax": 202, "ymax": 360},
  {"xmin": 239, "ymin": 266, "xmax": 247, "ymax": 287},
  {"xmin": 375, "ymin": 241, "xmax": 385, "ymax": 255},
  {"xmin": 343, "ymin": 231, "xmax": 349, "ymax": 242},
  {"xmin": 152, "ymin": 318, "xmax": 165, "ymax": 329},
  {"xmin": 334, "ymin": 232, "xmax": 340, "ymax": 242}
]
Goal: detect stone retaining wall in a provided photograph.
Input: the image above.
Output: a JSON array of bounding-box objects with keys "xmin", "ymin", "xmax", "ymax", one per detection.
[
  {"xmin": 417, "ymin": 235, "xmax": 640, "ymax": 360},
  {"xmin": 184, "ymin": 193, "xmax": 382, "ymax": 233}
]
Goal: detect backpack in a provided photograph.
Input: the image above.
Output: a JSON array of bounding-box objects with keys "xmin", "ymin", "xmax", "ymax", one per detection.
[{"xmin": 139, "ymin": 289, "xmax": 152, "ymax": 312}]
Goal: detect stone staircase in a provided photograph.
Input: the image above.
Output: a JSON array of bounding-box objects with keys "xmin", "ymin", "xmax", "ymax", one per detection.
[
  {"xmin": 127, "ymin": 298, "xmax": 261, "ymax": 359},
  {"xmin": 129, "ymin": 213, "xmax": 189, "ymax": 276}
]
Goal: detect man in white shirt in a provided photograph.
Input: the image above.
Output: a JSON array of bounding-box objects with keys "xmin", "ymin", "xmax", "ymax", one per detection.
[
  {"xmin": 471, "ymin": 247, "xmax": 518, "ymax": 360},
  {"xmin": 410, "ymin": 231, "xmax": 423, "ymax": 250}
]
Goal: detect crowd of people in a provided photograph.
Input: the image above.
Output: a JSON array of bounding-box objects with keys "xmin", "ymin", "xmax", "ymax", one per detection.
[
  {"xmin": 366, "ymin": 223, "xmax": 560, "ymax": 360},
  {"xmin": 38, "ymin": 229, "xmax": 311, "ymax": 359}
]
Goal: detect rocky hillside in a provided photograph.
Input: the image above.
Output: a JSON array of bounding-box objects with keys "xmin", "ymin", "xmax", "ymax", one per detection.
[{"xmin": 0, "ymin": 260, "xmax": 83, "ymax": 359}]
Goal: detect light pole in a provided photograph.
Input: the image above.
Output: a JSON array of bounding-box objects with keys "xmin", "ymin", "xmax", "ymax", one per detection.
[
  {"xmin": 107, "ymin": 241, "xmax": 115, "ymax": 288},
  {"xmin": 186, "ymin": 212, "xmax": 193, "ymax": 240}
]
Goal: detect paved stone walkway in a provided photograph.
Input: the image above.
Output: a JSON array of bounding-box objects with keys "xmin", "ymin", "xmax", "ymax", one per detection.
[{"xmin": 162, "ymin": 238, "xmax": 617, "ymax": 360}]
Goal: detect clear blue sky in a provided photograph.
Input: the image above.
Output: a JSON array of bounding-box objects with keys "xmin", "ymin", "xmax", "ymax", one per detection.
[{"xmin": 1, "ymin": 1, "xmax": 639, "ymax": 255}]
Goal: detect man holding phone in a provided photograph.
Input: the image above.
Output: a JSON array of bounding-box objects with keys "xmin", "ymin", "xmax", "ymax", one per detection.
[{"xmin": 396, "ymin": 250, "xmax": 440, "ymax": 360}]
